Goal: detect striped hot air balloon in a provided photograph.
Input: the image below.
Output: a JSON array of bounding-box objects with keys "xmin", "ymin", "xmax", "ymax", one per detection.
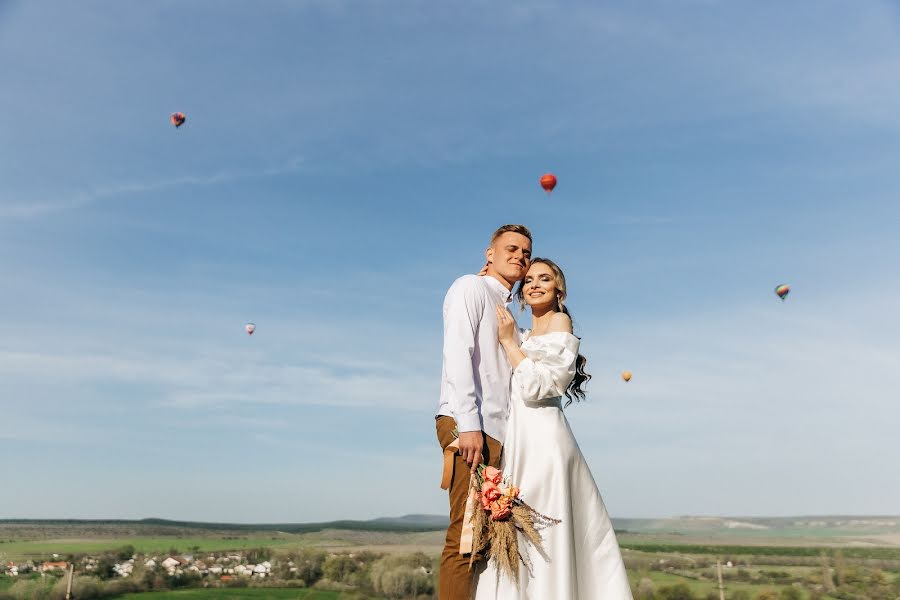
[
  {"xmin": 170, "ymin": 112, "xmax": 186, "ymax": 128},
  {"xmin": 245, "ymin": 322, "xmax": 256, "ymax": 335},
  {"xmin": 775, "ymin": 284, "xmax": 790, "ymax": 302}
]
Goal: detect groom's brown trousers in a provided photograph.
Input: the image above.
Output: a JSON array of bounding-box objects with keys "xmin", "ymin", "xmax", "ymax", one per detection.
[{"xmin": 435, "ymin": 416, "xmax": 502, "ymax": 600}]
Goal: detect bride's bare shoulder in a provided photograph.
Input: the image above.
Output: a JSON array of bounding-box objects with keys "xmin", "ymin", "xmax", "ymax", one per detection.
[{"xmin": 547, "ymin": 312, "xmax": 573, "ymax": 334}]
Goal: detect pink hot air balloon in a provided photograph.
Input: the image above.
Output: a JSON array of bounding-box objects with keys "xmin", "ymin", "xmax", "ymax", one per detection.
[{"xmin": 245, "ymin": 322, "xmax": 256, "ymax": 335}]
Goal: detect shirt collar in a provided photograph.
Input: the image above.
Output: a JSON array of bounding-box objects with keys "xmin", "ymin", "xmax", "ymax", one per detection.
[{"xmin": 482, "ymin": 275, "xmax": 514, "ymax": 304}]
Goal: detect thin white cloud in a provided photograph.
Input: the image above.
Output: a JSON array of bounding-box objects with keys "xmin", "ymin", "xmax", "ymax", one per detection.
[
  {"xmin": 565, "ymin": 284, "xmax": 900, "ymax": 516},
  {"xmin": 0, "ymin": 155, "xmax": 304, "ymax": 219},
  {"xmin": 3, "ymin": 273, "xmax": 898, "ymax": 517},
  {"xmin": 0, "ymin": 415, "xmax": 100, "ymax": 444},
  {"xmin": 0, "ymin": 344, "xmax": 435, "ymax": 411}
]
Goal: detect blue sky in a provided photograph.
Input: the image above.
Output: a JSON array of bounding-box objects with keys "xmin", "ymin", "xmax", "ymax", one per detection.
[{"xmin": 2, "ymin": 0, "xmax": 899, "ymax": 522}]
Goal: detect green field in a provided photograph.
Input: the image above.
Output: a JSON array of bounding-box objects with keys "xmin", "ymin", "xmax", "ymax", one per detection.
[
  {"xmin": 116, "ymin": 590, "xmax": 347, "ymax": 600},
  {"xmin": 0, "ymin": 536, "xmax": 311, "ymax": 561},
  {"xmin": 628, "ymin": 570, "xmax": 790, "ymax": 598},
  {"xmin": 619, "ymin": 542, "xmax": 900, "ymax": 560},
  {"xmin": 0, "ymin": 525, "xmax": 445, "ymax": 562},
  {"xmin": 2, "ymin": 518, "xmax": 898, "ymax": 600},
  {"xmin": 0, "ymin": 581, "xmax": 353, "ymax": 599}
]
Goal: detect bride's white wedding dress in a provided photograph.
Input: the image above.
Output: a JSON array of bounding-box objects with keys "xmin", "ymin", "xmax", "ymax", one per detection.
[{"xmin": 474, "ymin": 331, "xmax": 633, "ymax": 600}]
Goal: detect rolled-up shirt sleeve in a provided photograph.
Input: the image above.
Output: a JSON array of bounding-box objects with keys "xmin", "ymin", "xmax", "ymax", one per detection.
[
  {"xmin": 513, "ymin": 334, "xmax": 579, "ymax": 404},
  {"xmin": 442, "ymin": 278, "xmax": 484, "ymax": 432}
]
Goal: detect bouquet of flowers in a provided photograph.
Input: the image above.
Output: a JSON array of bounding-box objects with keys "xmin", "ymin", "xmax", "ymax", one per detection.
[{"xmin": 463, "ymin": 463, "xmax": 561, "ymax": 582}]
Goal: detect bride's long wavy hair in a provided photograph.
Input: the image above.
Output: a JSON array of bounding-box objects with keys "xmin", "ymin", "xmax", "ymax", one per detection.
[{"xmin": 515, "ymin": 257, "xmax": 592, "ymax": 407}]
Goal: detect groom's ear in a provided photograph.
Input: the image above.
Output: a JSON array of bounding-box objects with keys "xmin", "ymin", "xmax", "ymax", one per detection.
[{"xmin": 485, "ymin": 246, "xmax": 494, "ymax": 264}]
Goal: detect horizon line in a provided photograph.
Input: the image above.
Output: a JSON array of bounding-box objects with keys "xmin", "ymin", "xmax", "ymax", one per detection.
[{"xmin": 2, "ymin": 513, "xmax": 899, "ymax": 526}]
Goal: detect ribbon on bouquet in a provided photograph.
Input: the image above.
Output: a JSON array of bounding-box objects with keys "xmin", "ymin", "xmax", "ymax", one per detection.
[
  {"xmin": 440, "ymin": 437, "xmax": 477, "ymax": 555},
  {"xmin": 459, "ymin": 482, "xmax": 478, "ymax": 555},
  {"xmin": 440, "ymin": 437, "xmax": 459, "ymax": 491}
]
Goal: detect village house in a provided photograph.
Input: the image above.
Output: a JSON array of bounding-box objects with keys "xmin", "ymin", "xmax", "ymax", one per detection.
[
  {"xmin": 39, "ymin": 561, "xmax": 69, "ymax": 573},
  {"xmin": 11, "ymin": 561, "xmax": 34, "ymax": 575},
  {"xmin": 161, "ymin": 556, "xmax": 189, "ymax": 576},
  {"xmin": 233, "ymin": 564, "xmax": 252, "ymax": 577},
  {"xmin": 0, "ymin": 550, "xmax": 281, "ymax": 582},
  {"xmin": 82, "ymin": 557, "xmax": 98, "ymax": 572},
  {"xmin": 113, "ymin": 560, "xmax": 134, "ymax": 577}
]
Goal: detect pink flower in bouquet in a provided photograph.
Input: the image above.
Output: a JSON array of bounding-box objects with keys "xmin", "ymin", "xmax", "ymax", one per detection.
[
  {"xmin": 483, "ymin": 466, "xmax": 503, "ymax": 485},
  {"xmin": 490, "ymin": 496, "xmax": 513, "ymax": 521},
  {"xmin": 481, "ymin": 480, "xmax": 502, "ymax": 505}
]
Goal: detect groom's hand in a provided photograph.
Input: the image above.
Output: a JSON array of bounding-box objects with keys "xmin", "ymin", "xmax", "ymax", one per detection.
[{"xmin": 458, "ymin": 431, "xmax": 484, "ymax": 473}]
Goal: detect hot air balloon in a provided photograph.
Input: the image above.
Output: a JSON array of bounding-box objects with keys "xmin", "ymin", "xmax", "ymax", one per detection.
[
  {"xmin": 245, "ymin": 322, "xmax": 256, "ymax": 335},
  {"xmin": 170, "ymin": 112, "xmax": 186, "ymax": 128},
  {"xmin": 621, "ymin": 370, "xmax": 632, "ymax": 382},
  {"xmin": 540, "ymin": 173, "xmax": 557, "ymax": 194},
  {"xmin": 774, "ymin": 284, "xmax": 790, "ymax": 302}
]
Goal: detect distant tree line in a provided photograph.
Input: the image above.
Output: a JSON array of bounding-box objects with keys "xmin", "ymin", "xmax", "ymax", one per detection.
[{"xmin": 621, "ymin": 543, "xmax": 900, "ymax": 561}]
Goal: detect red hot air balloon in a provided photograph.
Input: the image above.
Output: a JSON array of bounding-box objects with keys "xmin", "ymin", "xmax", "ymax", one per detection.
[
  {"xmin": 170, "ymin": 112, "xmax": 186, "ymax": 128},
  {"xmin": 540, "ymin": 173, "xmax": 557, "ymax": 194}
]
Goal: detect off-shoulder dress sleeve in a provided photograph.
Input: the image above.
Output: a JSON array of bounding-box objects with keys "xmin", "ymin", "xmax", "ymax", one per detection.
[{"xmin": 512, "ymin": 332, "xmax": 580, "ymax": 404}]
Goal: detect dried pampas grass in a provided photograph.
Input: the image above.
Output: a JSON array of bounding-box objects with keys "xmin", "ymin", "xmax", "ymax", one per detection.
[{"xmin": 466, "ymin": 477, "xmax": 561, "ymax": 583}]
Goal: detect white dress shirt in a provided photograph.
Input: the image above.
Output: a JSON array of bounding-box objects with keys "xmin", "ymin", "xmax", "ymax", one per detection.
[{"xmin": 436, "ymin": 274, "xmax": 517, "ymax": 443}]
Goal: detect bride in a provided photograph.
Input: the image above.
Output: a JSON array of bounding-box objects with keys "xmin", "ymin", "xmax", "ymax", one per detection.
[{"xmin": 473, "ymin": 258, "xmax": 633, "ymax": 600}]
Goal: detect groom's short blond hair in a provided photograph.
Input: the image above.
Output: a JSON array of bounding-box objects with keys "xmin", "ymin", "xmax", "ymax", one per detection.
[{"xmin": 490, "ymin": 224, "xmax": 532, "ymax": 245}]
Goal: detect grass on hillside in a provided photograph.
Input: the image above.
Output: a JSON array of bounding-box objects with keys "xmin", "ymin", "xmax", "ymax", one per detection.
[
  {"xmin": 0, "ymin": 579, "xmax": 356, "ymax": 600},
  {"xmin": 0, "ymin": 529, "xmax": 445, "ymax": 561},
  {"xmin": 116, "ymin": 589, "xmax": 360, "ymax": 600},
  {"xmin": 628, "ymin": 570, "xmax": 790, "ymax": 598},
  {"xmin": 620, "ymin": 542, "xmax": 900, "ymax": 560},
  {"xmin": 0, "ymin": 536, "xmax": 324, "ymax": 561}
]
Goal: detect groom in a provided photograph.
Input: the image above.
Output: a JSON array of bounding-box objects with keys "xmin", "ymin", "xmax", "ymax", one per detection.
[{"xmin": 435, "ymin": 224, "xmax": 533, "ymax": 600}]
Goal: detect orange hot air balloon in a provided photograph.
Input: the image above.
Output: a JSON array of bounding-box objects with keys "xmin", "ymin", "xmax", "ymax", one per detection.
[
  {"xmin": 540, "ymin": 173, "xmax": 557, "ymax": 194},
  {"xmin": 621, "ymin": 370, "xmax": 632, "ymax": 382},
  {"xmin": 170, "ymin": 112, "xmax": 186, "ymax": 128}
]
